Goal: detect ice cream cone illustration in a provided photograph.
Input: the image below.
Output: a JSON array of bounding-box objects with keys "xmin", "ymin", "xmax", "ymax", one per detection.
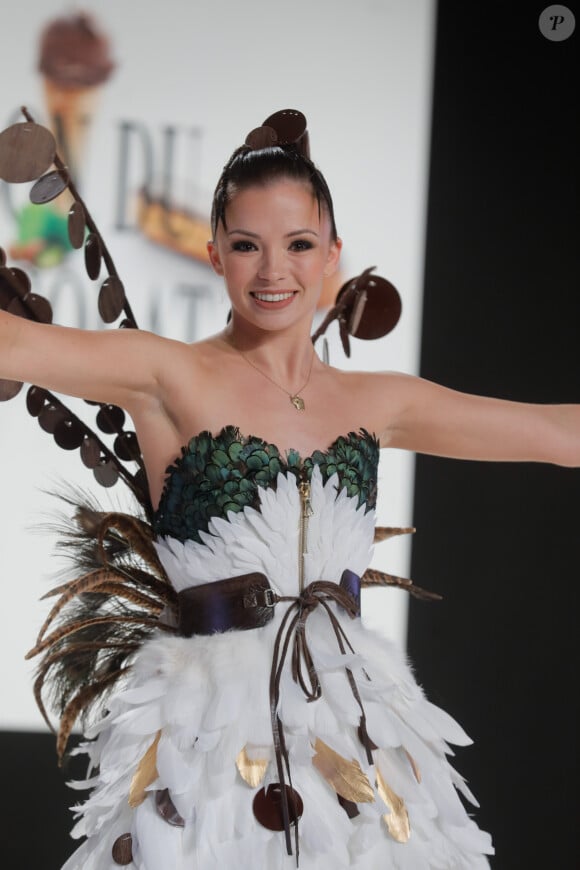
[{"xmin": 39, "ymin": 11, "xmax": 115, "ymax": 183}]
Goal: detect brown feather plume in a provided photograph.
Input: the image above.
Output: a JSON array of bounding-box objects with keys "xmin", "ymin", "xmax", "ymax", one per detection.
[
  {"xmin": 28, "ymin": 491, "xmax": 177, "ymax": 761},
  {"xmin": 361, "ymin": 568, "xmax": 442, "ymax": 601}
]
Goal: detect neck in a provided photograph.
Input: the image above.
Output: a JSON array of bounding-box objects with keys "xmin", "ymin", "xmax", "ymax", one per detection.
[{"xmin": 221, "ymin": 319, "xmax": 317, "ymax": 384}]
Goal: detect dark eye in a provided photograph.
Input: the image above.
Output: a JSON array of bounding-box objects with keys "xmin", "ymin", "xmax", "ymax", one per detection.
[
  {"xmin": 290, "ymin": 239, "xmax": 313, "ymax": 251},
  {"xmin": 231, "ymin": 240, "xmax": 257, "ymax": 252}
]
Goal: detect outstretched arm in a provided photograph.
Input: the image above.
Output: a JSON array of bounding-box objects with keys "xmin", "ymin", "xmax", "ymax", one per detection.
[
  {"xmin": 380, "ymin": 373, "xmax": 580, "ymax": 467},
  {"xmin": 0, "ymin": 309, "xmax": 167, "ymax": 412}
]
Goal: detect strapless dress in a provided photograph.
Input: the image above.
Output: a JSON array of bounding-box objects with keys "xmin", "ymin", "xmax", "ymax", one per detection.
[{"xmin": 61, "ymin": 426, "xmax": 493, "ymax": 869}]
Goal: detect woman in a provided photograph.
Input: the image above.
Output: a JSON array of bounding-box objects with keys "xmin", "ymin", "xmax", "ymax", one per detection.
[{"xmin": 1, "ymin": 110, "xmax": 578, "ymax": 869}]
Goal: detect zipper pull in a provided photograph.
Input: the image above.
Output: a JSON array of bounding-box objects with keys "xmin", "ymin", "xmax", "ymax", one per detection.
[{"xmin": 299, "ymin": 479, "xmax": 313, "ymax": 517}]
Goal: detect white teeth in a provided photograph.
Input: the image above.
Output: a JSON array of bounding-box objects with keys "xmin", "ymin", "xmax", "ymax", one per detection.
[{"xmin": 252, "ymin": 292, "xmax": 295, "ymax": 302}]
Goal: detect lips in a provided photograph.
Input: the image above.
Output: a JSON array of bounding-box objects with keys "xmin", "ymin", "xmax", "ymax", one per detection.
[
  {"xmin": 251, "ymin": 291, "xmax": 296, "ymax": 302},
  {"xmin": 250, "ymin": 290, "xmax": 298, "ymax": 309}
]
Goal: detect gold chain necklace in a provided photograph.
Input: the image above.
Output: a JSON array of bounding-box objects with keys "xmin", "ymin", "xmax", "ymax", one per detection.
[{"xmin": 237, "ymin": 345, "xmax": 315, "ymax": 411}]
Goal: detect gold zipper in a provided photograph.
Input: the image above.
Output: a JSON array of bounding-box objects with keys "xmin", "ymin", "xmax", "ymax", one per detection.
[{"xmin": 298, "ymin": 473, "xmax": 312, "ymax": 592}]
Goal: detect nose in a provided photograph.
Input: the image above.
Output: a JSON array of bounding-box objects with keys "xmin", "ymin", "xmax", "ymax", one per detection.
[{"xmin": 257, "ymin": 247, "xmax": 286, "ymax": 282}]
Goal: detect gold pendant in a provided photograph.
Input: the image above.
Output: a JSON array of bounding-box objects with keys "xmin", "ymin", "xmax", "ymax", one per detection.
[{"xmin": 290, "ymin": 395, "xmax": 305, "ymax": 411}]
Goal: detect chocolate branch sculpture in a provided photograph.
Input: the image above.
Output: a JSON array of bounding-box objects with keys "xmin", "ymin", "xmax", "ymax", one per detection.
[{"xmin": 0, "ymin": 108, "xmax": 150, "ymax": 513}]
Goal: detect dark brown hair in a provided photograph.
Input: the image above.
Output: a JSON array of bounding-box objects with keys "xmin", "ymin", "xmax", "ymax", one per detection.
[{"xmin": 210, "ymin": 144, "xmax": 338, "ymax": 241}]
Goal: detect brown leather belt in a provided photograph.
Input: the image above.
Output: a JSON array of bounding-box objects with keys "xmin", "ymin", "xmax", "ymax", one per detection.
[{"xmin": 177, "ymin": 568, "xmax": 361, "ymax": 636}]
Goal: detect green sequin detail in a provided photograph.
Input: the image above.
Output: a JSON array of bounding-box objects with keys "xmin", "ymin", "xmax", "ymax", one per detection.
[{"xmin": 153, "ymin": 425, "xmax": 379, "ymax": 543}]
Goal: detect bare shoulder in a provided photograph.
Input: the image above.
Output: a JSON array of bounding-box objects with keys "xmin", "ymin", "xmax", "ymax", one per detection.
[{"xmin": 323, "ymin": 367, "xmax": 419, "ymax": 444}]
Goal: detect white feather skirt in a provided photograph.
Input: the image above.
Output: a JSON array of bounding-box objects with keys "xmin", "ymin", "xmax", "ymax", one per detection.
[{"xmin": 61, "ymin": 468, "xmax": 493, "ymax": 869}]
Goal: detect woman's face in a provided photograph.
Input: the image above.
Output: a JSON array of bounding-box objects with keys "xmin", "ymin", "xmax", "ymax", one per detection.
[{"xmin": 208, "ymin": 178, "xmax": 341, "ymax": 335}]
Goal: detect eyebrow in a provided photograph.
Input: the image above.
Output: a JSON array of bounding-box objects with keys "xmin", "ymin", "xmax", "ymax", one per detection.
[{"xmin": 226, "ymin": 228, "xmax": 320, "ymax": 238}]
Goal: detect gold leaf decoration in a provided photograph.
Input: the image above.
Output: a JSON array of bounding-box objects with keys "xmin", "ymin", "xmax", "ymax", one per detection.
[
  {"xmin": 405, "ymin": 749, "xmax": 421, "ymax": 783},
  {"xmin": 312, "ymin": 738, "xmax": 374, "ymax": 804},
  {"xmin": 236, "ymin": 746, "xmax": 269, "ymax": 788},
  {"xmin": 376, "ymin": 768, "xmax": 411, "ymax": 843},
  {"xmin": 129, "ymin": 731, "xmax": 161, "ymax": 807}
]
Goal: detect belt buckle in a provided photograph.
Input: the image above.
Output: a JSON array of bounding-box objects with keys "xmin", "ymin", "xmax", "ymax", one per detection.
[{"xmin": 243, "ymin": 587, "xmax": 276, "ymax": 609}]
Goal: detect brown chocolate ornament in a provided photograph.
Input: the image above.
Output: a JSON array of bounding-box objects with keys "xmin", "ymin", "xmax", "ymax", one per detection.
[
  {"xmin": 0, "ymin": 122, "xmax": 56, "ymax": 183},
  {"xmin": 98, "ymin": 276, "xmax": 126, "ymax": 323},
  {"xmin": 30, "ymin": 169, "xmax": 69, "ymax": 204},
  {"xmin": 68, "ymin": 201, "xmax": 86, "ymax": 248},
  {"xmin": 84, "ymin": 232, "xmax": 102, "ymax": 280},
  {"xmin": 111, "ymin": 832, "xmax": 133, "ymax": 865},
  {"xmin": 253, "ymin": 783, "xmax": 303, "ymax": 831},
  {"xmin": 312, "ymin": 266, "xmax": 401, "ymax": 357},
  {"xmin": 93, "ymin": 459, "xmax": 120, "ymax": 487}
]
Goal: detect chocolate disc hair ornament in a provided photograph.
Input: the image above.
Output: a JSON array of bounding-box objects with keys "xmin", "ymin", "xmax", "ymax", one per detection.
[
  {"xmin": 311, "ymin": 267, "xmax": 402, "ymax": 357},
  {"xmin": 245, "ymin": 109, "xmax": 310, "ymax": 158}
]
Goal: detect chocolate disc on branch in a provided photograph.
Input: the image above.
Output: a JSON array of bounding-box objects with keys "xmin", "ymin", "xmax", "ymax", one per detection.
[
  {"xmin": 0, "ymin": 122, "xmax": 56, "ymax": 183},
  {"xmin": 30, "ymin": 169, "xmax": 69, "ymax": 204},
  {"xmin": 96, "ymin": 404, "xmax": 125, "ymax": 434},
  {"xmin": 98, "ymin": 276, "xmax": 126, "ymax": 323},
  {"xmin": 80, "ymin": 435, "xmax": 101, "ymax": 468},
  {"xmin": 114, "ymin": 431, "xmax": 141, "ymax": 461},
  {"xmin": 54, "ymin": 416, "xmax": 85, "ymax": 450},
  {"xmin": 26, "ymin": 386, "xmax": 49, "ymax": 417},
  {"xmin": 93, "ymin": 459, "xmax": 119, "ymax": 487},
  {"xmin": 84, "ymin": 233, "xmax": 102, "ymax": 280},
  {"xmin": 0, "ymin": 379, "xmax": 23, "ymax": 401},
  {"xmin": 4, "ymin": 267, "xmax": 31, "ymax": 299},
  {"xmin": 68, "ymin": 201, "xmax": 86, "ymax": 249}
]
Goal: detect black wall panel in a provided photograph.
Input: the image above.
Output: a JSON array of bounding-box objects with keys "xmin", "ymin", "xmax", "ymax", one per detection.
[{"xmin": 409, "ymin": 3, "xmax": 579, "ymax": 868}]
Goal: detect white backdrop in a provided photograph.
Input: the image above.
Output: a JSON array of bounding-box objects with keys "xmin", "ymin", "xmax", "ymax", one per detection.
[{"xmin": 0, "ymin": 0, "xmax": 435, "ymax": 729}]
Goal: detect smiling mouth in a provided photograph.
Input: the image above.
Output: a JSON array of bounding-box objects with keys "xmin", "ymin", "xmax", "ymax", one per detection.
[{"xmin": 251, "ymin": 291, "xmax": 297, "ymax": 302}]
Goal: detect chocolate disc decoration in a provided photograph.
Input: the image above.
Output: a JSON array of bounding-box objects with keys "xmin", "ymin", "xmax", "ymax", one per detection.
[
  {"xmin": 54, "ymin": 416, "xmax": 85, "ymax": 450},
  {"xmin": 114, "ymin": 431, "xmax": 141, "ymax": 462},
  {"xmin": 68, "ymin": 201, "xmax": 86, "ymax": 249},
  {"xmin": 84, "ymin": 232, "xmax": 102, "ymax": 280},
  {"xmin": 336, "ymin": 270, "xmax": 402, "ymax": 341},
  {"xmin": 245, "ymin": 126, "xmax": 278, "ymax": 150},
  {"xmin": 98, "ymin": 276, "xmax": 126, "ymax": 323},
  {"xmin": 111, "ymin": 832, "xmax": 133, "ymax": 865},
  {"xmin": 133, "ymin": 467, "xmax": 149, "ymax": 498},
  {"xmin": 0, "ymin": 247, "xmax": 6, "ymax": 266},
  {"xmin": 22, "ymin": 293, "xmax": 53, "ymax": 323},
  {"xmin": 6, "ymin": 296, "xmax": 29, "ymax": 319},
  {"xmin": 253, "ymin": 784, "xmax": 304, "ymax": 831},
  {"xmin": 26, "ymin": 385, "xmax": 49, "ymax": 416},
  {"xmin": 6, "ymin": 267, "xmax": 31, "ymax": 298},
  {"xmin": 93, "ymin": 459, "xmax": 119, "ymax": 487},
  {"xmin": 0, "ymin": 276, "xmax": 12, "ymax": 308},
  {"xmin": 262, "ymin": 109, "xmax": 309, "ymax": 155},
  {"xmin": 0, "ymin": 122, "xmax": 56, "ymax": 183},
  {"xmin": 96, "ymin": 404, "xmax": 125, "ymax": 434},
  {"xmin": 80, "ymin": 435, "xmax": 102, "ymax": 468},
  {"xmin": 155, "ymin": 789, "xmax": 185, "ymax": 827},
  {"xmin": 38, "ymin": 403, "xmax": 67, "ymax": 434},
  {"xmin": 30, "ymin": 170, "xmax": 69, "ymax": 205},
  {"xmin": 0, "ymin": 379, "xmax": 23, "ymax": 401}
]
